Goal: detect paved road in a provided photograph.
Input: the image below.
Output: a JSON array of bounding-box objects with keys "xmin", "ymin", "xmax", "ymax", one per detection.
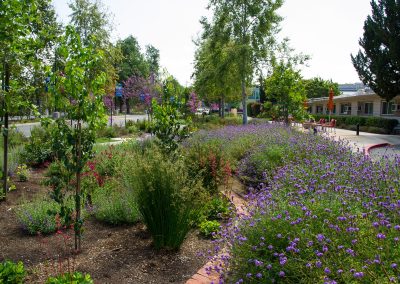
[{"xmin": 11, "ymin": 114, "xmax": 148, "ymax": 137}]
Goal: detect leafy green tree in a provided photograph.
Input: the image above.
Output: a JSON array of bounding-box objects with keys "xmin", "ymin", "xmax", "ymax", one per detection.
[
  {"xmin": 206, "ymin": 0, "xmax": 283, "ymax": 124},
  {"xmin": 69, "ymin": 0, "xmax": 120, "ymax": 108},
  {"xmin": 118, "ymin": 36, "xmax": 149, "ymax": 82},
  {"xmin": 351, "ymin": 0, "xmax": 400, "ymax": 102},
  {"xmin": 193, "ymin": 35, "xmax": 241, "ymax": 117},
  {"xmin": 69, "ymin": 0, "xmax": 110, "ymax": 47},
  {"xmin": 49, "ymin": 26, "xmax": 107, "ymax": 251},
  {"xmin": 0, "ymin": 0, "xmax": 58, "ymax": 198},
  {"xmin": 145, "ymin": 45, "xmax": 160, "ymax": 78},
  {"xmin": 265, "ymin": 61, "xmax": 307, "ymax": 123},
  {"xmin": 303, "ymin": 77, "xmax": 340, "ymax": 98}
]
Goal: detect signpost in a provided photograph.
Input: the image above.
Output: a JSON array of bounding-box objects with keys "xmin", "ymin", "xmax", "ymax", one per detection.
[{"xmin": 112, "ymin": 83, "xmax": 123, "ymax": 126}]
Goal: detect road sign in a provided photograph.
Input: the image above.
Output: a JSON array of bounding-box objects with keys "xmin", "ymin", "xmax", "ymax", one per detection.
[{"xmin": 115, "ymin": 83, "xmax": 123, "ymax": 97}]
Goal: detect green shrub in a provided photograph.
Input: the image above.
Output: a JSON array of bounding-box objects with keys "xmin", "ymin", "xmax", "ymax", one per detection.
[
  {"xmin": 124, "ymin": 146, "xmax": 205, "ymax": 250},
  {"xmin": 136, "ymin": 119, "xmax": 151, "ymax": 132},
  {"xmin": 344, "ymin": 115, "xmax": 366, "ymax": 126},
  {"xmin": 199, "ymin": 220, "xmax": 221, "ymax": 238},
  {"xmin": 184, "ymin": 140, "xmax": 231, "ymax": 193},
  {"xmin": 0, "ymin": 145, "xmax": 24, "ymax": 176},
  {"xmin": 201, "ymin": 196, "xmax": 231, "ymax": 221},
  {"xmin": 0, "ymin": 128, "xmax": 27, "ymax": 148},
  {"xmin": 20, "ymin": 126, "xmax": 53, "ymax": 166},
  {"xmin": 312, "ymin": 114, "xmax": 398, "ymax": 133},
  {"xmin": 0, "ymin": 260, "xmax": 26, "ymax": 283},
  {"xmin": 367, "ymin": 126, "xmax": 389, "ymax": 134},
  {"xmin": 91, "ymin": 179, "xmax": 140, "ymax": 225},
  {"xmin": 245, "ymin": 145, "xmax": 285, "ymax": 181},
  {"xmin": 15, "ymin": 164, "xmax": 29, "ymax": 182},
  {"xmin": 46, "ymin": 272, "xmax": 93, "ymax": 284},
  {"xmin": 15, "ymin": 199, "xmax": 60, "ymax": 235}
]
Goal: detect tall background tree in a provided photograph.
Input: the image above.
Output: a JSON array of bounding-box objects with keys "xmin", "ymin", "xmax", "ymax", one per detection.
[
  {"xmin": 304, "ymin": 77, "xmax": 340, "ymax": 98},
  {"xmin": 69, "ymin": 0, "xmax": 121, "ymax": 105},
  {"xmin": 193, "ymin": 35, "xmax": 241, "ymax": 117},
  {"xmin": 351, "ymin": 0, "xmax": 400, "ymax": 102},
  {"xmin": 205, "ymin": 0, "xmax": 283, "ymax": 124}
]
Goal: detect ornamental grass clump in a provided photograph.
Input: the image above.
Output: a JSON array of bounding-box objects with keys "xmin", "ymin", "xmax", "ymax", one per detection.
[
  {"xmin": 91, "ymin": 179, "xmax": 140, "ymax": 225},
  {"xmin": 203, "ymin": 125, "xmax": 400, "ymax": 283},
  {"xmin": 124, "ymin": 146, "xmax": 205, "ymax": 250}
]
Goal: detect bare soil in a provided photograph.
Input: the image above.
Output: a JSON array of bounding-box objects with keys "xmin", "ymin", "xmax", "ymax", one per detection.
[{"xmin": 0, "ymin": 169, "xmax": 212, "ymax": 283}]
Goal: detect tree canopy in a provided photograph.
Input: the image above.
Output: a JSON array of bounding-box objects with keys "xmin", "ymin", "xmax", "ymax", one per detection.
[
  {"xmin": 351, "ymin": 0, "xmax": 400, "ymax": 102},
  {"xmin": 303, "ymin": 77, "xmax": 340, "ymax": 99},
  {"xmin": 265, "ymin": 61, "xmax": 307, "ymax": 123},
  {"xmin": 205, "ymin": 0, "xmax": 283, "ymax": 124}
]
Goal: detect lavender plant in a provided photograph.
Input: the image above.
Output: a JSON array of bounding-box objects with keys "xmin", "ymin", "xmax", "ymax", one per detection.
[{"xmin": 199, "ymin": 124, "xmax": 400, "ymax": 283}]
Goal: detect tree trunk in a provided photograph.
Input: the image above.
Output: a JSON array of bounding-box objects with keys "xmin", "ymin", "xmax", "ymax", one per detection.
[
  {"xmin": 75, "ymin": 122, "xmax": 82, "ymax": 252},
  {"xmin": 241, "ymin": 80, "xmax": 248, "ymax": 125},
  {"xmin": 2, "ymin": 63, "xmax": 10, "ymax": 199},
  {"xmin": 218, "ymin": 98, "xmax": 222, "ymax": 117},
  {"xmin": 221, "ymin": 96, "xmax": 225, "ymax": 118},
  {"xmin": 126, "ymin": 99, "xmax": 130, "ymax": 114}
]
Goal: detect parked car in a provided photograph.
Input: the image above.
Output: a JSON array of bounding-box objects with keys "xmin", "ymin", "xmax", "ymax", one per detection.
[{"xmin": 196, "ymin": 107, "xmax": 210, "ymax": 115}]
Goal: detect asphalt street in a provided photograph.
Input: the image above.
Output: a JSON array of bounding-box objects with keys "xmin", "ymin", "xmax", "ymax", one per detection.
[{"xmin": 10, "ymin": 114, "xmax": 148, "ymax": 137}]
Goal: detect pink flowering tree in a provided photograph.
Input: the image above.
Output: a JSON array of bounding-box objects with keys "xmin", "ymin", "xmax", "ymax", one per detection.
[
  {"xmin": 123, "ymin": 74, "xmax": 161, "ymax": 115},
  {"xmin": 187, "ymin": 92, "xmax": 202, "ymax": 114}
]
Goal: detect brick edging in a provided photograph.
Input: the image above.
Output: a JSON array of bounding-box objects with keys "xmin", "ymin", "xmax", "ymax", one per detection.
[
  {"xmin": 185, "ymin": 190, "xmax": 248, "ymax": 284},
  {"xmin": 364, "ymin": 143, "xmax": 393, "ymax": 156}
]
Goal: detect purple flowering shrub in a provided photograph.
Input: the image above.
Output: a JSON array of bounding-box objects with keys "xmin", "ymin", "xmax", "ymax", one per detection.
[{"xmin": 200, "ymin": 124, "xmax": 400, "ymax": 283}]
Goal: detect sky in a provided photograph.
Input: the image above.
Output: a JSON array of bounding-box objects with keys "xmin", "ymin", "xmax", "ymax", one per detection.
[{"xmin": 52, "ymin": 0, "xmax": 372, "ymax": 86}]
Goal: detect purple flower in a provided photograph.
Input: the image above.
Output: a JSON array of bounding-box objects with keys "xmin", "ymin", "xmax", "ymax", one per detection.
[
  {"xmin": 279, "ymin": 271, "xmax": 285, "ymax": 277},
  {"xmin": 376, "ymin": 233, "xmax": 386, "ymax": 239},
  {"xmin": 324, "ymin": 267, "xmax": 331, "ymax": 274},
  {"xmin": 316, "ymin": 234, "xmax": 325, "ymax": 242},
  {"xmin": 353, "ymin": 272, "xmax": 364, "ymax": 278}
]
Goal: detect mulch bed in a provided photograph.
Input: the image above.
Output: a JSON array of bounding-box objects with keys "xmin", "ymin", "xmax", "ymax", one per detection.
[{"xmin": 0, "ymin": 169, "xmax": 212, "ymax": 283}]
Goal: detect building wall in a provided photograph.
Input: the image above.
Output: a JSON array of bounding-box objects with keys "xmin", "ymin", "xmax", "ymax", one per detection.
[{"xmin": 373, "ymin": 99, "xmax": 381, "ymax": 116}]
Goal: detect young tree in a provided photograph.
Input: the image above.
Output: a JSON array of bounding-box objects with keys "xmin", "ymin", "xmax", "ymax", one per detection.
[
  {"xmin": 351, "ymin": 0, "xmax": 400, "ymax": 102},
  {"xmin": 265, "ymin": 61, "xmax": 306, "ymax": 123},
  {"xmin": 206, "ymin": 0, "xmax": 283, "ymax": 124},
  {"xmin": 50, "ymin": 25, "xmax": 107, "ymax": 251}
]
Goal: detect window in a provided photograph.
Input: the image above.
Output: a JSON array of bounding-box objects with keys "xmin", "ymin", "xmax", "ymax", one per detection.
[
  {"xmin": 381, "ymin": 101, "xmax": 394, "ymax": 115},
  {"xmin": 358, "ymin": 102, "xmax": 373, "ymax": 115},
  {"xmin": 340, "ymin": 103, "xmax": 351, "ymax": 115},
  {"xmin": 316, "ymin": 105, "xmax": 323, "ymax": 114},
  {"xmin": 364, "ymin": 102, "xmax": 373, "ymax": 115}
]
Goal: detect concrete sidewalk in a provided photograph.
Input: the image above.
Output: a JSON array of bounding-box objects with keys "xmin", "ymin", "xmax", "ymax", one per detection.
[{"xmin": 321, "ymin": 128, "xmax": 400, "ymax": 150}]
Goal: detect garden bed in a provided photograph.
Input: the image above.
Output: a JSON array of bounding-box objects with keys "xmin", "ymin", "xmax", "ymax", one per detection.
[{"xmin": 0, "ymin": 169, "xmax": 212, "ymax": 283}]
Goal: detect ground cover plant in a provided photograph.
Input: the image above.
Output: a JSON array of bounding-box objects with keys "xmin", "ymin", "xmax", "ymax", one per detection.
[{"xmin": 201, "ymin": 123, "xmax": 400, "ymax": 283}]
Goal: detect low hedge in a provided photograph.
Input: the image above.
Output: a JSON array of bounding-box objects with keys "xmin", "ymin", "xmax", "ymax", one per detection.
[{"xmin": 312, "ymin": 114, "xmax": 398, "ymax": 133}]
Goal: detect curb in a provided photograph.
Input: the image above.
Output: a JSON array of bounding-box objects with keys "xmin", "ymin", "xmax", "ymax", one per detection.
[{"xmin": 364, "ymin": 143, "xmax": 393, "ymax": 156}]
